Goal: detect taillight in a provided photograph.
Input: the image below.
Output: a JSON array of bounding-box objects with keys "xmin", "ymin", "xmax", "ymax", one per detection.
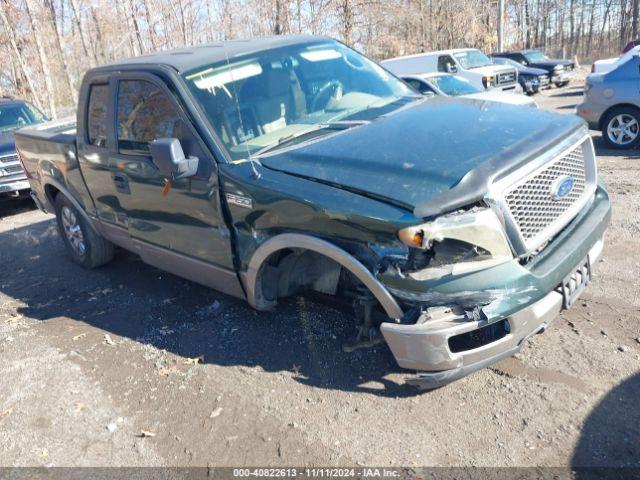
[{"xmin": 591, "ymin": 64, "xmax": 595, "ymax": 73}]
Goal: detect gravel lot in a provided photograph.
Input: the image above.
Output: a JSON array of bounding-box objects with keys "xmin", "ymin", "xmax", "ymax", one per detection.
[{"xmin": 1, "ymin": 76, "xmax": 639, "ymax": 468}]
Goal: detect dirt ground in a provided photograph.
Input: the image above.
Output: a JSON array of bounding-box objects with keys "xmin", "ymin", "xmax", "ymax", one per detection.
[{"xmin": 1, "ymin": 75, "xmax": 639, "ymax": 468}]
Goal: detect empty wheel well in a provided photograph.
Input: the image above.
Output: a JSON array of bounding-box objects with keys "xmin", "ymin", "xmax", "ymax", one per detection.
[{"xmin": 44, "ymin": 184, "xmax": 61, "ymax": 206}]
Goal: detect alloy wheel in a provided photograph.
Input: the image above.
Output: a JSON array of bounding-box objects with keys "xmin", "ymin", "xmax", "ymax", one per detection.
[
  {"xmin": 606, "ymin": 114, "xmax": 639, "ymax": 146},
  {"xmin": 61, "ymin": 205, "xmax": 86, "ymax": 256}
]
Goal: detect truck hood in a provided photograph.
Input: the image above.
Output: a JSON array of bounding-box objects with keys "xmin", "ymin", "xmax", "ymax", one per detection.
[
  {"xmin": 468, "ymin": 65, "xmax": 513, "ymax": 76},
  {"xmin": 517, "ymin": 66, "xmax": 549, "ymax": 76},
  {"xmin": 528, "ymin": 59, "xmax": 574, "ymax": 70},
  {"xmin": 260, "ymin": 97, "xmax": 585, "ymax": 218},
  {"xmin": 0, "ymin": 131, "xmax": 16, "ymax": 157}
]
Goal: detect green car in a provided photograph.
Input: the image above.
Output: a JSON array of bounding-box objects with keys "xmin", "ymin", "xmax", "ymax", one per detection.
[{"xmin": 15, "ymin": 36, "xmax": 611, "ymax": 388}]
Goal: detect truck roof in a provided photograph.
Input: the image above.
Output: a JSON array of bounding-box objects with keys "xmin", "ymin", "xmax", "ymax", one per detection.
[
  {"xmin": 92, "ymin": 35, "xmax": 331, "ymax": 74},
  {"xmin": 381, "ymin": 48, "xmax": 477, "ymax": 64}
]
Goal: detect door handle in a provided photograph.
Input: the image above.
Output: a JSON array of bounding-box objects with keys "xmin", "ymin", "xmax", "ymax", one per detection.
[{"xmin": 112, "ymin": 173, "xmax": 130, "ymax": 194}]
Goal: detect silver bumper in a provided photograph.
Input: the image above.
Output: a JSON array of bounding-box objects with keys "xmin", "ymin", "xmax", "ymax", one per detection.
[
  {"xmin": 0, "ymin": 179, "xmax": 30, "ymax": 195},
  {"xmin": 381, "ymin": 238, "xmax": 604, "ymax": 389}
]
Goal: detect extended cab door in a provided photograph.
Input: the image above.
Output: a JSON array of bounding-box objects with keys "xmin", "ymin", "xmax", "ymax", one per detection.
[
  {"xmin": 77, "ymin": 77, "xmax": 128, "ymax": 227},
  {"xmin": 108, "ymin": 73, "xmax": 239, "ymax": 285}
]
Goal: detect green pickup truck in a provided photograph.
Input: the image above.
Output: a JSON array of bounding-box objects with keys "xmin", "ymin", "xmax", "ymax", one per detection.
[{"xmin": 15, "ymin": 35, "xmax": 611, "ymax": 388}]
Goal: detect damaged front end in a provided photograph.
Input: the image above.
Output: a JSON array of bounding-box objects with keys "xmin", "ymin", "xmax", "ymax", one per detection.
[{"xmin": 373, "ymin": 182, "xmax": 611, "ymax": 389}]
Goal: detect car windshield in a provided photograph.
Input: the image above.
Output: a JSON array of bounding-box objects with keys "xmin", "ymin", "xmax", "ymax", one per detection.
[
  {"xmin": 430, "ymin": 75, "xmax": 482, "ymax": 96},
  {"xmin": 453, "ymin": 50, "xmax": 491, "ymax": 69},
  {"xmin": 182, "ymin": 41, "xmax": 418, "ymax": 160},
  {"xmin": 0, "ymin": 102, "xmax": 45, "ymax": 132},
  {"xmin": 524, "ymin": 50, "xmax": 548, "ymax": 62}
]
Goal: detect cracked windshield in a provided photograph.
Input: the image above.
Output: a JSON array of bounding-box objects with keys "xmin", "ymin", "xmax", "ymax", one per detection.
[{"xmin": 183, "ymin": 42, "xmax": 417, "ymax": 160}]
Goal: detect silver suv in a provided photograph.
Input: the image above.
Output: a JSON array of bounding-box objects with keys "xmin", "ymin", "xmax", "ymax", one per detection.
[{"xmin": 578, "ymin": 53, "xmax": 640, "ymax": 149}]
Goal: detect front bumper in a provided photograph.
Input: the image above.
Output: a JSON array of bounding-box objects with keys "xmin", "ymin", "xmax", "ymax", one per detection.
[
  {"xmin": 380, "ymin": 185, "xmax": 611, "ymax": 388},
  {"xmin": 551, "ymin": 71, "xmax": 574, "ymax": 84},
  {"xmin": 0, "ymin": 178, "xmax": 30, "ymax": 197}
]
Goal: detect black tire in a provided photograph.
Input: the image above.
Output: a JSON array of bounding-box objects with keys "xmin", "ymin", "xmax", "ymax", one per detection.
[
  {"xmin": 54, "ymin": 194, "xmax": 114, "ymax": 268},
  {"xmin": 600, "ymin": 106, "xmax": 640, "ymax": 150}
]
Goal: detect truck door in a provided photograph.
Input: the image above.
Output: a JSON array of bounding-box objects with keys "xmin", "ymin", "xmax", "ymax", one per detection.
[
  {"xmin": 109, "ymin": 73, "xmax": 239, "ymax": 287},
  {"xmin": 77, "ymin": 78, "xmax": 128, "ymax": 227}
]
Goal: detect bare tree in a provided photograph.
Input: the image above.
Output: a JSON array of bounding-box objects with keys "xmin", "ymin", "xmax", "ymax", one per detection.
[{"xmin": 24, "ymin": 0, "xmax": 57, "ymax": 117}]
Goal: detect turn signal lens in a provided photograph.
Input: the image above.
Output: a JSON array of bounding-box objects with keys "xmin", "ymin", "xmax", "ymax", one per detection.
[{"xmin": 398, "ymin": 227, "xmax": 424, "ymax": 248}]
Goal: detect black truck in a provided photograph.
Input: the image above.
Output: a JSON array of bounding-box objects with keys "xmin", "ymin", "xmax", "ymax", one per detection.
[{"xmin": 493, "ymin": 49, "xmax": 575, "ymax": 87}]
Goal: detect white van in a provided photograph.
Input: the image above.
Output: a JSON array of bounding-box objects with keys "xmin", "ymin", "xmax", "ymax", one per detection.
[{"xmin": 381, "ymin": 48, "xmax": 520, "ymax": 92}]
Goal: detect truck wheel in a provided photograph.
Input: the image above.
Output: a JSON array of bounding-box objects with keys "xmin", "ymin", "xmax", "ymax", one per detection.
[
  {"xmin": 54, "ymin": 194, "xmax": 114, "ymax": 268},
  {"xmin": 601, "ymin": 107, "xmax": 640, "ymax": 150}
]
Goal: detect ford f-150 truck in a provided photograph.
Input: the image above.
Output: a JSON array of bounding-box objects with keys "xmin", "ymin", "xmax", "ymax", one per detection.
[{"xmin": 15, "ymin": 35, "xmax": 611, "ymax": 388}]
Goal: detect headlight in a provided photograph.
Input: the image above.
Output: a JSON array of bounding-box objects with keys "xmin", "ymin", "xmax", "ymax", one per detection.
[
  {"xmin": 398, "ymin": 209, "xmax": 513, "ymax": 279},
  {"xmin": 553, "ymin": 65, "xmax": 564, "ymax": 72},
  {"xmin": 482, "ymin": 75, "xmax": 494, "ymax": 88}
]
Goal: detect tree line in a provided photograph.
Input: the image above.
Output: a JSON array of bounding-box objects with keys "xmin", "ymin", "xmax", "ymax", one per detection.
[{"xmin": 0, "ymin": 0, "xmax": 637, "ymax": 118}]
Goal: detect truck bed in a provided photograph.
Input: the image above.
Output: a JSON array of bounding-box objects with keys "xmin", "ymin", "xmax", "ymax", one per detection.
[{"xmin": 14, "ymin": 117, "xmax": 96, "ymax": 217}]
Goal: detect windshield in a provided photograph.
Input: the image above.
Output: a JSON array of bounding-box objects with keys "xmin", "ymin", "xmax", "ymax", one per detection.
[
  {"xmin": 430, "ymin": 75, "xmax": 482, "ymax": 96},
  {"xmin": 0, "ymin": 102, "xmax": 45, "ymax": 132},
  {"xmin": 524, "ymin": 50, "xmax": 548, "ymax": 62},
  {"xmin": 453, "ymin": 50, "xmax": 491, "ymax": 69},
  {"xmin": 182, "ymin": 41, "xmax": 418, "ymax": 160}
]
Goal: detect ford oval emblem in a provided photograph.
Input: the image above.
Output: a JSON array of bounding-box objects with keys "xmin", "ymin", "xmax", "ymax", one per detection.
[{"xmin": 552, "ymin": 176, "xmax": 575, "ymax": 200}]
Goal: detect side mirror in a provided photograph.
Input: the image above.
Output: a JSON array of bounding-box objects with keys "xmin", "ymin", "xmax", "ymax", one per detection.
[
  {"xmin": 150, "ymin": 138, "xmax": 199, "ymax": 180},
  {"xmin": 446, "ymin": 63, "xmax": 458, "ymax": 73}
]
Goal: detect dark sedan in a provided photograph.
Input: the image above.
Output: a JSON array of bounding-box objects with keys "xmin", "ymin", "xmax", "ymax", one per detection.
[
  {"xmin": 491, "ymin": 56, "xmax": 550, "ymax": 94},
  {"xmin": 493, "ymin": 49, "xmax": 575, "ymax": 87}
]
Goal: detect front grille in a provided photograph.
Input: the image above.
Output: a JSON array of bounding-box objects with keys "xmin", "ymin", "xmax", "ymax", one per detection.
[
  {"xmin": 4, "ymin": 164, "xmax": 23, "ymax": 174},
  {"xmin": 0, "ymin": 153, "xmax": 18, "ymax": 165},
  {"xmin": 503, "ymin": 142, "xmax": 590, "ymax": 250},
  {"xmin": 498, "ymin": 71, "xmax": 516, "ymax": 85}
]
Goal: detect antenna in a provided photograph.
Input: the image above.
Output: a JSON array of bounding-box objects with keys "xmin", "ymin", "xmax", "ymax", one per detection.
[{"xmin": 222, "ymin": 41, "xmax": 261, "ymax": 179}]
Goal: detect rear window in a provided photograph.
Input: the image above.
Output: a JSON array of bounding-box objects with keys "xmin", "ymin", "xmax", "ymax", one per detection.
[{"xmin": 86, "ymin": 84, "xmax": 109, "ymax": 147}]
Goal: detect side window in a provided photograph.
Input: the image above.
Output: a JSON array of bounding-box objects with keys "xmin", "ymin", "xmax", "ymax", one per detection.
[
  {"xmin": 87, "ymin": 84, "xmax": 109, "ymax": 148},
  {"xmin": 437, "ymin": 55, "xmax": 456, "ymax": 73},
  {"xmin": 405, "ymin": 79, "xmax": 434, "ymax": 95},
  {"xmin": 117, "ymin": 80, "xmax": 181, "ymax": 155}
]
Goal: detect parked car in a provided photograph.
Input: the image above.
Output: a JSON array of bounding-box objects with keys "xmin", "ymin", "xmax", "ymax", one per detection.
[
  {"xmin": 622, "ymin": 39, "xmax": 640, "ymax": 54},
  {"xmin": 0, "ymin": 97, "xmax": 47, "ymax": 200},
  {"xmin": 402, "ymin": 73, "xmax": 537, "ymax": 107},
  {"xmin": 493, "ymin": 49, "xmax": 575, "ymax": 87},
  {"xmin": 591, "ymin": 45, "xmax": 640, "ymax": 73},
  {"xmin": 490, "ymin": 56, "xmax": 550, "ymax": 94},
  {"xmin": 381, "ymin": 48, "xmax": 520, "ymax": 92},
  {"xmin": 15, "ymin": 35, "xmax": 610, "ymax": 388},
  {"xmin": 578, "ymin": 55, "xmax": 640, "ymax": 149}
]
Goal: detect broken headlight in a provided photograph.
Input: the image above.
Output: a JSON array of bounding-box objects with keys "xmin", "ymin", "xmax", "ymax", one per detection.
[{"xmin": 397, "ymin": 208, "xmax": 513, "ymax": 280}]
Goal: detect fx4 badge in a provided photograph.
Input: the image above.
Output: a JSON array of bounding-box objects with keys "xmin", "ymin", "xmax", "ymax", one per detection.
[{"xmin": 226, "ymin": 193, "xmax": 253, "ymax": 209}]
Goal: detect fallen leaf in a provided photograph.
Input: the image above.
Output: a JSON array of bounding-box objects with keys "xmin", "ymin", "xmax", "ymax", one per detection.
[
  {"xmin": 183, "ymin": 355, "xmax": 204, "ymax": 365},
  {"xmin": 73, "ymin": 402, "xmax": 85, "ymax": 412},
  {"xmin": 138, "ymin": 430, "xmax": 156, "ymax": 438},
  {"xmin": 210, "ymin": 407, "xmax": 223, "ymax": 418},
  {"xmin": 73, "ymin": 332, "xmax": 87, "ymax": 341},
  {"xmin": 0, "ymin": 406, "xmax": 14, "ymax": 421},
  {"xmin": 291, "ymin": 364, "xmax": 302, "ymax": 376},
  {"xmin": 103, "ymin": 334, "xmax": 116, "ymax": 346}
]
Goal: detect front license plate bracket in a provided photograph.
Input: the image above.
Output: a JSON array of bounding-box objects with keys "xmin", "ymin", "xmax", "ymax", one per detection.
[{"xmin": 559, "ymin": 255, "xmax": 592, "ymax": 309}]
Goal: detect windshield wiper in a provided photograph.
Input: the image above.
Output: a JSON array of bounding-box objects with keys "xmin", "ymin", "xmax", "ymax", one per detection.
[{"xmin": 254, "ymin": 120, "xmax": 369, "ymax": 157}]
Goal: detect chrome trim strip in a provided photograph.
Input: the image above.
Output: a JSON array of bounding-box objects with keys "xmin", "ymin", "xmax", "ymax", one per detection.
[{"xmin": 241, "ymin": 233, "xmax": 404, "ymax": 320}]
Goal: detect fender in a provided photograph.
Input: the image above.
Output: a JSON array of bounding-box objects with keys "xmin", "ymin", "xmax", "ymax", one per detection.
[
  {"xmin": 43, "ymin": 178, "xmax": 103, "ymax": 236},
  {"xmin": 240, "ymin": 233, "xmax": 404, "ymax": 320}
]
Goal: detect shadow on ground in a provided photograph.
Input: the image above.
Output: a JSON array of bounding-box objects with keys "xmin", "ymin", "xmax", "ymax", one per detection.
[
  {"xmin": 572, "ymin": 373, "xmax": 640, "ymax": 473},
  {"xmin": 0, "ymin": 197, "xmax": 36, "ymax": 218},
  {"xmin": 0, "ymin": 217, "xmax": 415, "ymax": 397}
]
